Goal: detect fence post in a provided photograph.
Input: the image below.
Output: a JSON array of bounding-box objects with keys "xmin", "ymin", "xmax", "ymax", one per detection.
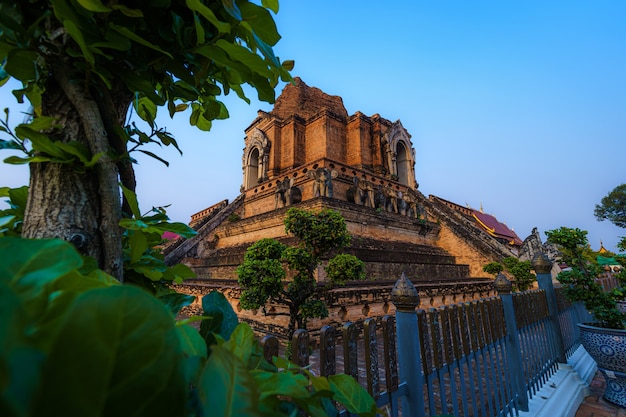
[
  {"xmin": 391, "ymin": 273, "xmax": 425, "ymax": 417},
  {"xmin": 531, "ymin": 252, "xmax": 567, "ymax": 363},
  {"xmin": 494, "ymin": 273, "xmax": 529, "ymax": 411}
]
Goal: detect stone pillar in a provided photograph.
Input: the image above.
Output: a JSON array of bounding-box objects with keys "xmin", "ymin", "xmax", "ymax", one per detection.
[
  {"xmin": 532, "ymin": 252, "xmax": 567, "ymax": 363},
  {"xmin": 494, "ymin": 273, "xmax": 529, "ymax": 411},
  {"xmin": 391, "ymin": 273, "xmax": 426, "ymax": 417}
]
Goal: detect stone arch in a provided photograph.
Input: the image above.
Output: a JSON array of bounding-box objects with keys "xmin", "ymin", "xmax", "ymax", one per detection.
[
  {"xmin": 245, "ymin": 148, "xmax": 260, "ymax": 188},
  {"xmin": 383, "ymin": 121, "xmax": 417, "ymax": 188},
  {"xmin": 242, "ymin": 128, "xmax": 271, "ymax": 190},
  {"xmin": 396, "ymin": 141, "xmax": 410, "ymax": 186}
]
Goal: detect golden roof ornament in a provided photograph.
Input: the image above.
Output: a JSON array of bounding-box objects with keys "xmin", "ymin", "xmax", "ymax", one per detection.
[{"xmin": 391, "ymin": 272, "xmax": 420, "ymax": 312}]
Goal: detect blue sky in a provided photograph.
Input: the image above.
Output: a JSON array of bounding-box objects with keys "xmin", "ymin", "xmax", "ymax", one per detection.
[{"xmin": 1, "ymin": 1, "xmax": 625, "ymax": 252}]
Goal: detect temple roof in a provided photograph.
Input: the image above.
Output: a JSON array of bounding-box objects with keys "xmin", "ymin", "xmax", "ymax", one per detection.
[
  {"xmin": 471, "ymin": 210, "xmax": 523, "ymax": 246},
  {"xmin": 271, "ymin": 77, "xmax": 349, "ymax": 120},
  {"xmin": 432, "ymin": 195, "xmax": 523, "ymax": 246}
]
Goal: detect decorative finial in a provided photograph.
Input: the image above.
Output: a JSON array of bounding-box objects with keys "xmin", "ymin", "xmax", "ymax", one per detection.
[
  {"xmin": 391, "ymin": 272, "xmax": 420, "ymax": 312},
  {"xmin": 493, "ymin": 273, "xmax": 512, "ymax": 294},
  {"xmin": 531, "ymin": 252, "xmax": 552, "ymax": 274}
]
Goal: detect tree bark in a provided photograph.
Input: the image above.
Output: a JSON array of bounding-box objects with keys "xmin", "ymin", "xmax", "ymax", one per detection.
[{"xmin": 22, "ymin": 59, "xmax": 127, "ymax": 280}]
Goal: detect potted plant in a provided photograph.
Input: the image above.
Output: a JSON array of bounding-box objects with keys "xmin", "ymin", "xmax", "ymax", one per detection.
[{"xmin": 546, "ymin": 227, "xmax": 626, "ymax": 407}]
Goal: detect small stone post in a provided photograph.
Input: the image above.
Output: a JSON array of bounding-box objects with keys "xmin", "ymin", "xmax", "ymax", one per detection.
[
  {"xmin": 494, "ymin": 273, "xmax": 529, "ymax": 411},
  {"xmin": 391, "ymin": 273, "xmax": 426, "ymax": 417},
  {"xmin": 532, "ymin": 252, "xmax": 567, "ymax": 363}
]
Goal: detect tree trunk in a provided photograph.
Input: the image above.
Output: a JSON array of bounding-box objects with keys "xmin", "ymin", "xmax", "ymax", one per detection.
[{"xmin": 22, "ymin": 60, "xmax": 129, "ymax": 280}]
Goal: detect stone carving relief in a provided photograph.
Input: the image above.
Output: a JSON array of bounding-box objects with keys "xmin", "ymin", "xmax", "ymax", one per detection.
[{"xmin": 308, "ymin": 167, "xmax": 338, "ymax": 198}]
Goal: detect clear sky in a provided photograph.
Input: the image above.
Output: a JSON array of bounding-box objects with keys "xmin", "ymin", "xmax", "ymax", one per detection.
[{"xmin": 1, "ymin": 1, "xmax": 625, "ymax": 252}]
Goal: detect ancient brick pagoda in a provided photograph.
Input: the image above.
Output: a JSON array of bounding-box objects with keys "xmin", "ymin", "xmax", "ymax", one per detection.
[{"xmin": 166, "ymin": 78, "xmax": 523, "ymax": 334}]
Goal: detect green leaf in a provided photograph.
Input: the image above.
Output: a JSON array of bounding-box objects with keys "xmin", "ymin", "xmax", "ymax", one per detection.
[
  {"xmin": 176, "ymin": 323, "xmax": 208, "ymax": 358},
  {"xmin": 0, "ymin": 215, "xmax": 16, "ymax": 229},
  {"xmin": 0, "ymin": 280, "xmax": 44, "ymax": 417},
  {"xmin": 111, "ymin": 4, "xmax": 143, "ymax": 17},
  {"xmin": 201, "ymin": 291, "xmax": 238, "ymax": 341},
  {"xmin": 0, "ymin": 237, "xmax": 83, "ymax": 295},
  {"xmin": 137, "ymin": 149, "xmax": 170, "ymax": 167},
  {"xmin": 155, "ymin": 221, "xmax": 197, "ymax": 238},
  {"xmin": 55, "ymin": 141, "xmax": 102, "ymax": 166},
  {"xmin": 192, "ymin": 12, "xmax": 206, "ymax": 45},
  {"xmin": 109, "ymin": 23, "xmax": 173, "ymax": 59},
  {"xmin": 4, "ymin": 49, "xmax": 39, "ymax": 82},
  {"xmin": 328, "ymin": 374, "xmax": 379, "ymax": 417},
  {"xmin": 15, "ymin": 126, "xmax": 65, "ymax": 158},
  {"xmin": 63, "ymin": 19, "xmax": 95, "ymax": 65},
  {"xmin": 76, "ymin": 0, "xmax": 111, "ymax": 12},
  {"xmin": 155, "ymin": 130, "xmax": 183, "ymax": 155},
  {"xmin": 222, "ymin": 0, "xmax": 242, "ymax": 20},
  {"xmin": 239, "ymin": 2, "xmax": 281, "ymax": 45},
  {"xmin": 0, "ymin": 139, "xmax": 22, "ymax": 150},
  {"xmin": 253, "ymin": 370, "xmax": 310, "ymax": 400},
  {"xmin": 4, "ymin": 155, "xmax": 60, "ymax": 165},
  {"xmin": 119, "ymin": 184, "xmax": 141, "ymax": 219},
  {"xmin": 261, "ymin": 0, "xmax": 279, "ymax": 13},
  {"xmin": 174, "ymin": 103, "xmax": 189, "ymax": 112},
  {"xmin": 194, "ymin": 112, "xmax": 213, "ymax": 131},
  {"xmin": 127, "ymin": 230, "xmax": 148, "ymax": 264},
  {"xmin": 282, "ymin": 60, "xmax": 295, "ymax": 71},
  {"xmin": 134, "ymin": 97, "xmax": 157, "ymax": 125},
  {"xmin": 159, "ymin": 292, "xmax": 196, "ymax": 317},
  {"xmin": 165, "ymin": 263, "xmax": 197, "ymax": 283},
  {"xmin": 31, "ymin": 286, "xmax": 187, "ymax": 417},
  {"xmin": 216, "ymin": 39, "xmax": 272, "ymax": 79},
  {"xmin": 198, "ymin": 345, "xmax": 260, "ymax": 417},
  {"xmin": 222, "ymin": 323, "xmax": 255, "ymax": 365},
  {"xmin": 186, "ymin": 0, "xmax": 231, "ymax": 34},
  {"xmin": 25, "ymin": 116, "xmax": 58, "ymax": 132}
]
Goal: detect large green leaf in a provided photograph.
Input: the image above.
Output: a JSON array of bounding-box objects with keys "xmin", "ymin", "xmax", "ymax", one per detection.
[
  {"xmin": 0, "ymin": 281, "xmax": 44, "ymax": 417},
  {"xmin": 159, "ymin": 292, "xmax": 196, "ymax": 316},
  {"xmin": 198, "ymin": 345, "xmax": 260, "ymax": 417},
  {"xmin": 0, "ymin": 238, "xmax": 83, "ymax": 295},
  {"xmin": 221, "ymin": 323, "xmax": 255, "ymax": 365},
  {"xmin": 4, "ymin": 49, "xmax": 39, "ymax": 82},
  {"xmin": 238, "ymin": 1, "xmax": 280, "ymax": 45},
  {"xmin": 200, "ymin": 291, "xmax": 238, "ymax": 341},
  {"xmin": 253, "ymin": 370, "xmax": 310, "ymax": 400},
  {"xmin": 31, "ymin": 286, "xmax": 187, "ymax": 417},
  {"xmin": 176, "ymin": 323, "xmax": 207, "ymax": 358},
  {"xmin": 328, "ymin": 374, "xmax": 379, "ymax": 417}
]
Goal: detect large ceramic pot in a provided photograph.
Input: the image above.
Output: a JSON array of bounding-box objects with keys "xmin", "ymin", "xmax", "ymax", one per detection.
[{"xmin": 578, "ymin": 323, "xmax": 626, "ymax": 407}]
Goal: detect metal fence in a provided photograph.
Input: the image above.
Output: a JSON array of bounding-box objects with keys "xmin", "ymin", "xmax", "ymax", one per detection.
[{"xmin": 259, "ymin": 257, "xmax": 592, "ymax": 417}]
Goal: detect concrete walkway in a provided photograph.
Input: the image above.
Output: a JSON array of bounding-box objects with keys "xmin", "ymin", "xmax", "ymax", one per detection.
[{"xmin": 575, "ymin": 371, "xmax": 626, "ymax": 417}]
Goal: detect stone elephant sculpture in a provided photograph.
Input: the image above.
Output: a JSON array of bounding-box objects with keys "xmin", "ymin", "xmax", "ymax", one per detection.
[{"xmin": 308, "ymin": 167, "xmax": 338, "ymax": 198}]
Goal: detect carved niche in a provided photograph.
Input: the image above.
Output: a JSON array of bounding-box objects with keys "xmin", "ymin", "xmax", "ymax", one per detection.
[
  {"xmin": 242, "ymin": 128, "xmax": 271, "ymax": 190},
  {"xmin": 381, "ymin": 121, "xmax": 417, "ymax": 189}
]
